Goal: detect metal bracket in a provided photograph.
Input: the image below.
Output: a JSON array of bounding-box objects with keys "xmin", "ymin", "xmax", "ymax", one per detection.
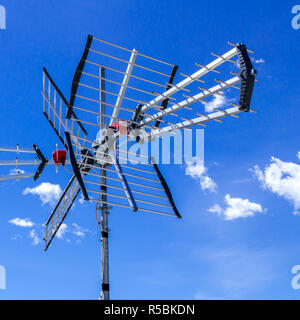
[
  {"xmin": 111, "ymin": 154, "xmax": 138, "ymax": 212},
  {"xmin": 151, "ymin": 157, "xmax": 181, "ymax": 218},
  {"xmin": 32, "ymin": 144, "xmax": 48, "ymax": 181},
  {"xmin": 236, "ymin": 43, "xmax": 257, "ymax": 112},
  {"xmin": 155, "ymin": 65, "xmax": 178, "ymax": 128},
  {"xmin": 80, "ymin": 148, "xmax": 95, "ymax": 172},
  {"xmin": 67, "ymin": 35, "xmax": 93, "ymax": 119},
  {"xmin": 65, "ymin": 131, "xmax": 89, "ymax": 200}
]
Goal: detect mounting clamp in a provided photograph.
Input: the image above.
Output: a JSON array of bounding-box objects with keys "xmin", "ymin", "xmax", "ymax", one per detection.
[{"xmin": 32, "ymin": 144, "xmax": 48, "ymax": 181}]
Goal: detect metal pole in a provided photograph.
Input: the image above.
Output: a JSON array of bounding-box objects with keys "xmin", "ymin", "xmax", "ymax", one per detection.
[{"xmin": 99, "ymin": 66, "xmax": 110, "ymax": 300}]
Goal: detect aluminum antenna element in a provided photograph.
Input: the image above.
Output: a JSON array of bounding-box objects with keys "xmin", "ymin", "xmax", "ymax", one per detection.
[
  {"xmin": 65, "ymin": 131, "xmax": 89, "ymax": 201},
  {"xmin": 0, "ymin": 144, "xmax": 69, "ymax": 182},
  {"xmin": 67, "ymin": 35, "xmax": 93, "ymax": 119}
]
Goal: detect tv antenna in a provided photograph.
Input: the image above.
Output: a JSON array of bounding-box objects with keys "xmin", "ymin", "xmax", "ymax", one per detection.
[{"xmin": 0, "ymin": 36, "xmax": 257, "ymax": 299}]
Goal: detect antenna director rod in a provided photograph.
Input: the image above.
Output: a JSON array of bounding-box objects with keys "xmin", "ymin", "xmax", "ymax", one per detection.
[
  {"xmin": 147, "ymin": 106, "xmax": 243, "ymax": 137},
  {"xmin": 139, "ymin": 76, "xmax": 240, "ymax": 127},
  {"xmin": 139, "ymin": 47, "xmax": 238, "ymax": 113}
]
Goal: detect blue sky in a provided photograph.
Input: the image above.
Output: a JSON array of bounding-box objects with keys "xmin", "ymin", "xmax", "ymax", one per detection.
[{"xmin": 0, "ymin": 0, "xmax": 300, "ymax": 299}]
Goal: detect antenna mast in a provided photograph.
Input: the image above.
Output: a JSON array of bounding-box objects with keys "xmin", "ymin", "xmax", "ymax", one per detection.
[{"xmin": 97, "ymin": 66, "xmax": 110, "ymax": 300}]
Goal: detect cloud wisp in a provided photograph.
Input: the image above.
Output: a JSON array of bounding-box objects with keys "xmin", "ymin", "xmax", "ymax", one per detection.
[
  {"xmin": 253, "ymin": 58, "xmax": 265, "ymax": 64},
  {"xmin": 9, "ymin": 216, "xmax": 90, "ymax": 246},
  {"xmin": 29, "ymin": 229, "xmax": 42, "ymax": 246},
  {"xmin": 56, "ymin": 223, "xmax": 68, "ymax": 239},
  {"xmin": 235, "ymin": 57, "xmax": 265, "ymax": 69},
  {"xmin": 9, "ymin": 169, "xmax": 25, "ymax": 175},
  {"xmin": 72, "ymin": 223, "xmax": 88, "ymax": 237},
  {"xmin": 54, "ymin": 223, "xmax": 90, "ymax": 244}
]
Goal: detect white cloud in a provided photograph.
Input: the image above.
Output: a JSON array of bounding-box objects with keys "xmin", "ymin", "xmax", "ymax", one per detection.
[
  {"xmin": 9, "ymin": 217, "xmax": 89, "ymax": 245},
  {"xmin": 223, "ymin": 194, "xmax": 264, "ymax": 220},
  {"xmin": 23, "ymin": 182, "xmax": 62, "ymax": 205},
  {"xmin": 297, "ymin": 151, "xmax": 300, "ymax": 161},
  {"xmin": 55, "ymin": 223, "xmax": 89, "ymax": 241},
  {"xmin": 74, "ymin": 230, "xmax": 84, "ymax": 237},
  {"xmin": 78, "ymin": 194, "xmax": 93, "ymax": 204},
  {"xmin": 186, "ymin": 160, "xmax": 206, "ymax": 176},
  {"xmin": 235, "ymin": 57, "xmax": 265, "ymax": 69},
  {"xmin": 252, "ymin": 165, "xmax": 265, "ymax": 182},
  {"xmin": 9, "ymin": 169, "xmax": 25, "ymax": 175},
  {"xmin": 185, "ymin": 159, "xmax": 217, "ymax": 193},
  {"xmin": 79, "ymin": 195, "xmax": 85, "ymax": 204},
  {"xmin": 29, "ymin": 229, "xmax": 41, "ymax": 246},
  {"xmin": 201, "ymin": 93, "xmax": 227, "ymax": 113},
  {"xmin": 200, "ymin": 176, "xmax": 217, "ymax": 192},
  {"xmin": 209, "ymin": 194, "xmax": 264, "ymax": 220},
  {"xmin": 72, "ymin": 223, "xmax": 87, "ymax": 237},
  {"xmin": 208, "ymin": 204, "xmax": 223, "ymax": 216},
  {"xmin": 9, "ymin": 218, "xmax": 42, "ymax": 246},
  {"xmin": 252, "ymin": 154, "xmax": 300, "ymax": 212},
  {"xmin": 56, "ymin": 223, "xmax": 68, "ymax": 239},
  {"xmin": 9, "ymin": 218, "xmax": 35, "ymax": 227}
]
